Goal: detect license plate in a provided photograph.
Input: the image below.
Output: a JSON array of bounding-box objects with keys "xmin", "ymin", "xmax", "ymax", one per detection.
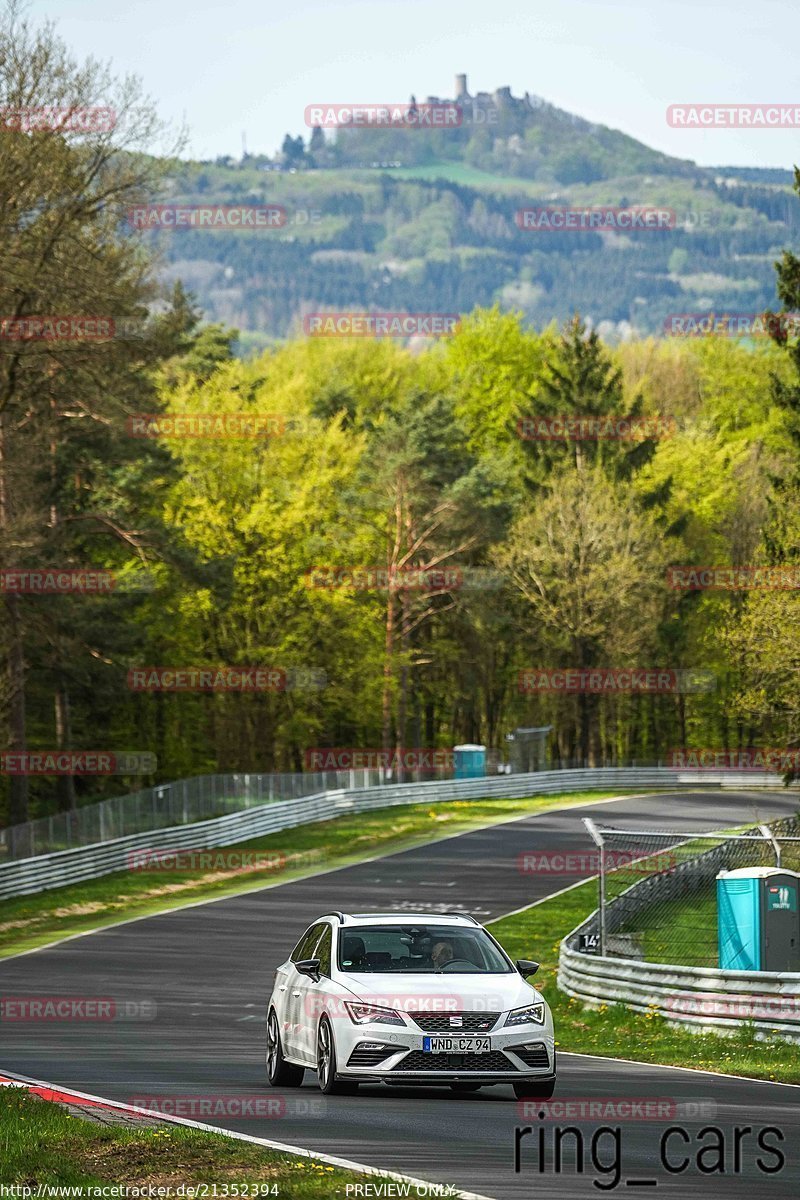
[{"xmin": 422, "ymin": 1036, "xmax": 490, "ymax": 1053}]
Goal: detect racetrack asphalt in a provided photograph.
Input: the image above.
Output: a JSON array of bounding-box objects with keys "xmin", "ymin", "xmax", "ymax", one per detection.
[{"xmin": 1, "ymin": 789, "xmax": 799, "ymax": 1198}]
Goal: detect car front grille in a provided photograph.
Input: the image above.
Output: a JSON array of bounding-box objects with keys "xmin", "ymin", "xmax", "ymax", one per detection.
[
  {"xmin": 507, "ymin": 1042, "xmax": 551, "ymax": 1069},
  {"xmin": 393, "ymin": 1050, "xmax": 513, "ymax": 1072},
  {"xmin": 410, "ymin": 1011, "xmax": 500, "ymax": 1032},
  {"xmin": 347, "ymin": 1042, "xmax": 397, "ymax": 1067}
]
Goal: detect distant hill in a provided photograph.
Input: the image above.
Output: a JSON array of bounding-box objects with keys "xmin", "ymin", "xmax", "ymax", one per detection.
[
  {"xmin": 710, "ymin": 166, "xmax": 795, "ymax": 185},
  {"xmin": 313, "ymin": 75, "xmax": 700, "ymax": 185},
  {"xmin": 143, "ymin": 76, "xmax": 798, "ymax": 348}
]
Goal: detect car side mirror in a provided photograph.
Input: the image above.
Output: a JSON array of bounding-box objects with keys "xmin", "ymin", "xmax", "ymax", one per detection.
[
  {"xmin": 295, "ymin": 958, "xmax": 321, "ymax": 980},
  {"xmin": 516, "ymin": 959, "xmax": 539, "ymax": 977}
]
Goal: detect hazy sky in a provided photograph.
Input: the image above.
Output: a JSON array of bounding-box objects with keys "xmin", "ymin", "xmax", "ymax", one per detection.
[{"xmin": 27, "ymin": 0, "xmax": 800, "ymax": 168}]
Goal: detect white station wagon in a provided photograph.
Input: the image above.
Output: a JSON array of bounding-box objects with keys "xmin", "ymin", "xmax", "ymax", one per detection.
[{"xmin": 266, "ymin": 911, "xmax": 556, "ymax": 1097}]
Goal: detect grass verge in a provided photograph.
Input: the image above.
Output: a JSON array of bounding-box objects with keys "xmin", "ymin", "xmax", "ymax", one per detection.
[
  {"xmin": 0, "ymin": 1087, "xmax": 463, "ymax": 1194},
  {"xmin": 489, "ymin": 879, "xmax": 800, "ymax": 1085},
  {"xmin": 0, "ymin": 790, "xmax": 632, "ymax": 959},
  {"xmin": 631, "ymin": 891, "xmax": 718, "ymax": 966}
]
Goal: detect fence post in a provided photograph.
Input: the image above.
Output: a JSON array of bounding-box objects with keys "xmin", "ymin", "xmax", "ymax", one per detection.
[
  {"xmin": 584, "ymin": 817, "xmax": 606, "ymax": 956},
  {"xmin": 758, "ymin": 823, "xmax": 782, "ymax": 868}
]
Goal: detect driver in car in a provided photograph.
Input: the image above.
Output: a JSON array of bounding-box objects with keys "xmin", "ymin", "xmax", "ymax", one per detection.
[{"xmin": 431, "ymin": 940, "xmax": 454, "ymax": 970}]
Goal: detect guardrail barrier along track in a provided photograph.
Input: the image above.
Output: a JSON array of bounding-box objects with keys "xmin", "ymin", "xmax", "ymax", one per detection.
[{"xmin": 0, "ymin": 766, "xmax": 790, "ymax": 899}]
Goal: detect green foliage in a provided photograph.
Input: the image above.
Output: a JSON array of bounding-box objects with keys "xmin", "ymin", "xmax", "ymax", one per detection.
[
  {"xmin": 5, "ymin": 303, "xmax": 800, "ymax": 820},
  {"xmin": 0, "ymin": 1088, "xmax": 375, "ymax": 1193},
  {"xmin": 3, "ymin": 5, "xmax": 800, "ymax": 820}
]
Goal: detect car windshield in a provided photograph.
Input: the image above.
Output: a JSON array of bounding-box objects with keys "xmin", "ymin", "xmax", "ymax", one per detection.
[{"xmin": 337, "ymin": 924, "xmax": 513, "ymax": 974}]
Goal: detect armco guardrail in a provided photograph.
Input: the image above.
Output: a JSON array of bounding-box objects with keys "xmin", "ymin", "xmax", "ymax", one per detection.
[
  {"xmin": 0, "ymin": 767, "xmax": 788, "ymax": 900},
  {"xmin": 558, "ymin": 814, "xmax": 800, "ymax": 1040},
  {"xmin": 0, "ymin": 768, "xmax": 405, "ymax": 862},
  {"xmin": 2, "ymin": 757, "xmax": 782, "ymax": 863},
  {"xmin": 559, "ymin": 936, "xmax": 800, "ymax": 1040}
]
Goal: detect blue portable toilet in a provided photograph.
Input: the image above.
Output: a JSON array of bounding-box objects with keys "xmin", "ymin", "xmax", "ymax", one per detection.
[
  {"xmin": 453, "ymin": 744, "xmax": 486, "ymax": 779},
  {"xmin": 717, "ymin": 866, "xmax": 800, "ymax": 971}
]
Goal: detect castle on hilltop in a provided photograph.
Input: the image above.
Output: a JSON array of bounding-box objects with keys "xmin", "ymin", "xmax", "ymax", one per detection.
[{"xmin": 420, "ymin": 74, "xmax": 547, "ymax": 120}]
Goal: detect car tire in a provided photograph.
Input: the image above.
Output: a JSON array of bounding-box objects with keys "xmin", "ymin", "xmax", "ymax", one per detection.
[
  {"xmin": 266, "ymin": 1009, "xmax": 305, "ymax": 1087},
  {"xmin": 513, "ymin": 1076, "xmax": 556, "ymax": 1100},
  {"xmin": 450, "ymin": 1083, "xmax": 482, "ymax": 1092},
  {"xmin": 316, "ymin": 1016, "xmax": 359, "ymax": 1095}
]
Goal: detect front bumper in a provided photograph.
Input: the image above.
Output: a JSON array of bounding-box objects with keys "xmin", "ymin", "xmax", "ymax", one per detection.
[{"xmin": 335, "ymin": 1019, "xmax": 555, "ymax": 1080}]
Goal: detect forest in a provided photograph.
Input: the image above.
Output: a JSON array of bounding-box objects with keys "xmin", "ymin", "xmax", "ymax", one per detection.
[{"xmin": 3, "ymin": 8, "xmax": 800, "ymax": 827}]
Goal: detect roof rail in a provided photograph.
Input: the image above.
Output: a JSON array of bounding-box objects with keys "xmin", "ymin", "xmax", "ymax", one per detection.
[
  {"xmin": 320, "ymin": 911, "xmax": 347, "ymax": 923},
  {"xmin": 344, "ymin": 910, "xmax": 479, "ymax": 923}
]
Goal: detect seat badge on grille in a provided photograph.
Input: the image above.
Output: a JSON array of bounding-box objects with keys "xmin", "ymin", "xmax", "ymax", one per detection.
[{"xmin": 449, "ymin": 1016, "xmax": 463, "ymax": 1027}]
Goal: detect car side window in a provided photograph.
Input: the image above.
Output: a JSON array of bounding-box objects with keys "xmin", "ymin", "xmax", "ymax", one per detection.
[
  {"xmin": 315, "ymin": 925, "xmax": 333, "ymax": 977},
  {"xmin": 290, "ymin": 923, "xmax": 323, "ymax": 963}
]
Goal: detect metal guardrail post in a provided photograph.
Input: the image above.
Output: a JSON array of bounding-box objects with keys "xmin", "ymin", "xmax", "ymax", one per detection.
[
  {"xmin": 758, "ymin": 822, "xmax": 782, "ymax": 867},
  {"xmin": 583, "ymin": 817, "xmax": 606, "ymax": 956}
]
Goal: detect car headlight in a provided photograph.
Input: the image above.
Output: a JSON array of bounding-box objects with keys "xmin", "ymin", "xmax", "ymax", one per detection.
[
  {"xmin": 504, "ymin": 1002, "xmax": 546, "ymax": 1027},
  {"xmin": 344, "ymin": 1002, "xmax": 406, "ymax": 1026}
]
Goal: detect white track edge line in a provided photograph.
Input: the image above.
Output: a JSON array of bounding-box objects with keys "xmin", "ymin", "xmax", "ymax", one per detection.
[
  {"xmin": 559, "ymin": 1050, "xmax": 800, "ymax": 1089},
  {"xmin": 0, "ymin": 1067, "xmax": 494, "ymax": 1200}
]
